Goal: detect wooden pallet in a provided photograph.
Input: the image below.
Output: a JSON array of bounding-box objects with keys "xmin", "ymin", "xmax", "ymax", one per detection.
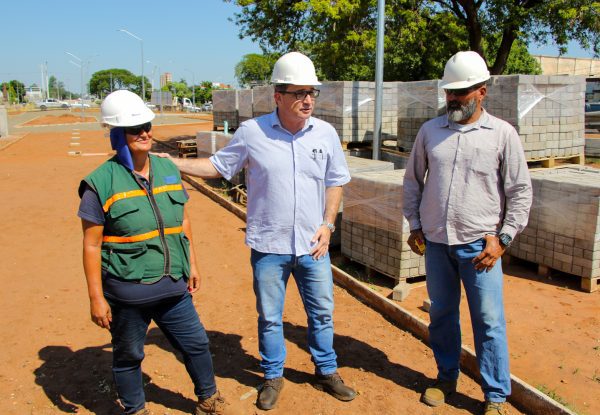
[
  {"xmin": 178, "ymin": 151, "xmax": 197, "ymax": 159},
  {"xmin": 504, "ymin": 254, "xmax": 599, "ymax": 293},
  {"xmin": 526, "ymin": 153, "xmax": 584, "ymax": 168}
]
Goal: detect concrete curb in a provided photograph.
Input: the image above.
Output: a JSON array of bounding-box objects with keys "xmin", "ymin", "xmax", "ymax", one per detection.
[{"xmin": 182, "ymin": 174, "xmax": 576, "ymax": 415}]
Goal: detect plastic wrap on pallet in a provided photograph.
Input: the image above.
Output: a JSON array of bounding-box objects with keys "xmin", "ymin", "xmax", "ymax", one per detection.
[
  {"xmin": 212, "ymin": 89, "xmax": 238, "ymax": 112},
  {"xmin": 196, "ymin": 131, "xmax": 233, "ymax": 156},
  {"xmin": 238, "ymin": 89, "xmax": 253, "ymax": 121},
  {"xmin": 341, "ymin": 169, "xmax": 425, "ymax": 281},
  {"xmin": 252, "ymin": 85, "xmax": 276, "ymax": 117},
  {"xmin": 396, "ymin": 80, "xmax": 446, "ymax": 152},
  {"xmin": 507, "ymin": 166, "xmax": 600, "ymax": 282},
  {"xmin": 313, "ymin": 81, "xmax": 399, "ymax": 143},
  {"xmin": 485, "ymin": 75, "xmax": 586, "ymax": 160}
]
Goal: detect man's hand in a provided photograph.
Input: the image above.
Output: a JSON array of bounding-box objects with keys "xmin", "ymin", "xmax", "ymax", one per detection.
[
  {"xmin": 90, "ymin": 296, "xmax": 112, "ymax": 330},
  {"xmin": 472, "ymin": 234, "xmax": 505, "ymax": 272},
  {"xmin": 187, "ymin": 268, "xmax": 201, "ymax": 293},
  {"xmin": 310, "ymin": 225, "xmax": 331, "ymax": 260},
  {"xmin": 407, "ymin": 229, "xmax": 426, "ymax": 256}
]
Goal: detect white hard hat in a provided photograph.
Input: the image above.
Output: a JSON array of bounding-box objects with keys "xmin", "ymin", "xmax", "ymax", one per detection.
[
  {"xmin": 101, "ymin": 89, "xmax": 155, "ymax": 127},
  {"xmin": 271, "ymin": 52, "xmax": 321, "ymax": 86},
  {"xmin": 440, "ymin": 51, "xmax": 490, "ymax": 89}
]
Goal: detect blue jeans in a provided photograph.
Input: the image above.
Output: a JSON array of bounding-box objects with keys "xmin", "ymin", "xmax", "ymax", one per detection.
[
  {"xmin": 109, "ymin": 293, "xmax": 216, "ymax": 414},
  {"xmin": 250, "ymin": 249, "xmax": 337, "ymax": 379},
  {"xmin": 425, "ymin": 239, "xmax": 510, "ymax": 402}
]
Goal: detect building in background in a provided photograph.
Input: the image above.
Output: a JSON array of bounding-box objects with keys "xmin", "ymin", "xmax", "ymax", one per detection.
[
  {"xmin": 160, "ymin": 72, "xmax": 172, "ymax": 88},
  {"xmin": 24, "ymin": 86, "xmax": 43, "ymax": 102}
]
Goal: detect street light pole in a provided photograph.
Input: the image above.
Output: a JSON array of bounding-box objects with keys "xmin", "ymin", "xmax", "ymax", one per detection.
[
  {"xmin": 185, "ymin": 69, "xmax": 196, "ymax": 111},
  {"xmin": 118, "ymin": 29, "xmax": 145, "ymax": 100},
  {"xmin": 66, "ymin": 51, "xmax": 84, "ymax": 120}
]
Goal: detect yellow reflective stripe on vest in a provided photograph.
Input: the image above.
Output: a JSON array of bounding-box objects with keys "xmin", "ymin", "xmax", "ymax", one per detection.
[
  {"xmin": 102, "ymin": 226, "xmax": 183, "ymax": 243},
  {"xmin": 102, "ymin": 184, "xmax": 183, "ymax": 213}
]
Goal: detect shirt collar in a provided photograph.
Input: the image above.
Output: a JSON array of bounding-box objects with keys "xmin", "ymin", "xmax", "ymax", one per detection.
[
  {"xmin": 270, "ymin": 109, "xmax": 314, "ymax": 133},
  {"xmin": 439, "ymin": 108, "xmax": 494, "ymax": 131}
]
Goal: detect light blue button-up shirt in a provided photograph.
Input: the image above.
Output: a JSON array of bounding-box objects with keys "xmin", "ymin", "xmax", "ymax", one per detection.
[{"xmin": 210, "ymin": 111, "xmax": 350, "ymax": 255}]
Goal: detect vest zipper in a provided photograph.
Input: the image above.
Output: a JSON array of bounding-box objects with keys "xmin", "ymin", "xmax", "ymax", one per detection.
[{"xmin": 134, "ymin": 172, "xmax": 172, "ymax": 277}]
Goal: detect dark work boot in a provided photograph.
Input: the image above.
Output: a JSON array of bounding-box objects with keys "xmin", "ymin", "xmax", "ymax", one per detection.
[
  {"xmin": 257, "ymin": 377, "xmax": 284, "ymax": 410},
  {"xmin": 314, "ymin": 372, "xmax": 357, "ymax": 401}
]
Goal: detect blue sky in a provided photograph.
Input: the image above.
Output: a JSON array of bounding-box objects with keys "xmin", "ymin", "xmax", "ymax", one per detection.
[{"xmin": 0, "ymin": 1, "xmax": 596, "ymax": 93}]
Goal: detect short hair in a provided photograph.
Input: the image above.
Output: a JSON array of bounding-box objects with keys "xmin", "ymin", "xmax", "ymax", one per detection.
[{"xmin": 274, "ymin": 84, "xmax": 288, "ymax": 93}]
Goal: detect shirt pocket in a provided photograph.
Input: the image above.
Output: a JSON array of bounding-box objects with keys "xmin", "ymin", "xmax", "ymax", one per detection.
[
  {"xmin": 103, "ymin": 243, "xmax": 148, "ymax": 280},
  {"xmin": 302, "ymin": 147, "xmax": 328, "ymax": 180},
  {"xmin": 107, "ymin": 201, "xmax": 141, "ymax": 234},
  {"xmin": 469, "ymin": 147, "xmax": 499, "ymax": 176},
  {"xmin": 166, "ymin": 190, "xmax": 187, "ymax": 223}
]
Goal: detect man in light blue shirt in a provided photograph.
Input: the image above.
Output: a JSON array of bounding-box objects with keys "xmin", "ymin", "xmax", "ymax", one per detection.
[{"xmin": 166, "ymin": 52, "xmax": 355, "ymax": 411}]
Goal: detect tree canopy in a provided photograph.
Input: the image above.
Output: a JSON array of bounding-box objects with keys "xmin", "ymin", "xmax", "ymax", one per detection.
[
  {"xmin": 0, "ymin": 80, "xmax": 26, "ymax": 103},
  {"xmin": 235, "ymin": 53, "xmax": 277, "ymax": 87},
  {"xmin": 227, "ymin": 0, "xmax": 597, "ymax": 80},
  {"xmin": 89, "ymin": 69, "xmax": 149, "ymax": 99}
]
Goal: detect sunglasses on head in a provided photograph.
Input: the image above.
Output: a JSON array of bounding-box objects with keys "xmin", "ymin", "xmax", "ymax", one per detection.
[
  {"xmin": 278, "ymin": 89, "xmax": 320, "ymax": 100},
  {"xmin": 444, "ymin": 85, "xmax": 483, "ymax": 97},
  {"xmin": 124, "ymin": 122, "xmax": 152, "ymax": 135}
]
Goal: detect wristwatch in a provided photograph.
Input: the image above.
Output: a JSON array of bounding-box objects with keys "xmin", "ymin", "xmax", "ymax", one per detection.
[
  {"xmin": 498, "ymin": 233, "xmax": 512, "ymax": 248},
  {"xmin": 322, "ymin": 221, "xmax": 336, "ymax": 233}
]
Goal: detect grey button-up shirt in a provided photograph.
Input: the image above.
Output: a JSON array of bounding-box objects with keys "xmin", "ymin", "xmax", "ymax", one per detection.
[
  {"xmin": 403, "ymin": 110, "xmax": 532, "ymax": 245},
  {"xmin": 210, "ymin": 111, "xmax": 350, "ymax": 255}
]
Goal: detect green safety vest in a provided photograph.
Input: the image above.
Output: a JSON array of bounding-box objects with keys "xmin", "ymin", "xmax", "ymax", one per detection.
[{"xmin": 83, "ymin": 155, "xmax": 190, "ymax": 283}]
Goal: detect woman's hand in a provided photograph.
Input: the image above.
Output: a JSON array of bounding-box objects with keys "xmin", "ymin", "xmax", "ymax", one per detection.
[
  {"xmin": 187, "ymin": 268, "xmax": 201, "ymax": 293},
  {"xmin": 90, "ymin": 296, "xmax": 112, "ymax": 329}
]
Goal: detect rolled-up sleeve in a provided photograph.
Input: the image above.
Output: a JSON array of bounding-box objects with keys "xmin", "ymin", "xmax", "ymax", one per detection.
[
  {"xmin": 209, "ymin": 127, "xmax": 249, "ymax": 181},
  {"xmin": 325, "ymin": 132, "xmax": 351, "ymax": 187},
  {"xmin": 402, "ymin": 127, "xmax": 428, "ymax": 231},
  {"xmin": 500, "ymin": 128, "xmax": 532, "ymax": 238}
]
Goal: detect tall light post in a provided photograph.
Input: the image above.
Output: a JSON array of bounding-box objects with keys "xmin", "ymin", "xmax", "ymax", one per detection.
[
  {"xmin": 118, "ymin": 28, "xmax": 145, "ymax": 101},
  {"xmin": 65, "ymin": 51, "xmax": 84, "ymax": 119},
  {"xmin": 185, "ymin": 68, "xmax": 196, "ymax": 110}
]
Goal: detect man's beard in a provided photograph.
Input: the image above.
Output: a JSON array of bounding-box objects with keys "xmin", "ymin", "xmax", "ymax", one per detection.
[{"xmin": 447, "ymin": 98, "xmax": 477, "ymax": 122}]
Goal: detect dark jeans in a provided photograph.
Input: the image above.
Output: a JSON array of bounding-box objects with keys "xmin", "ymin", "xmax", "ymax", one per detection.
[{"xmin": 109, "ymin": 293, "xmax": 216, "ymax": 414}]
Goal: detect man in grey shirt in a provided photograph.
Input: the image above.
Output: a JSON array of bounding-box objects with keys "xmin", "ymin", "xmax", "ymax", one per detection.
[
  {"xmin": 403, "ymin": 51, "xmax": 532, "ymax": 415},
  {"xmin": 163, "ymin": 52, "xmax": 356, "ymax": 411}
]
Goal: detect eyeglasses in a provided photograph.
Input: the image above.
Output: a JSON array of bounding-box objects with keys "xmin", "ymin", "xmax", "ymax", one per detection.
[
  {"xmin": 124, "ymin": 122, "xmax": 152, "ymax": 135},
  {"xmin": 278, "ymin": 89, "xmax": 320, "ymax": 100},
  {"xmin": 444, "ymin": 85, "xmax": 482, "ymax": 97}
]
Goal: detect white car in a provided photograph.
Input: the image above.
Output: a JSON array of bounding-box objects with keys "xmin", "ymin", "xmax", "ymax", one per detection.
[
  {"xmin": 35, "ymin": 98, "xmax": 70, "ymax": 110},
  {"xmin": 71, "ymin": 101, "xmax": 91, "ymax": 108}
]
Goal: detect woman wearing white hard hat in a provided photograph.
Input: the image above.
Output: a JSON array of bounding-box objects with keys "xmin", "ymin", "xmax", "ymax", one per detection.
[{"xmin": 77, "ymin": 90, "xmax": 238, "ymax": 415}]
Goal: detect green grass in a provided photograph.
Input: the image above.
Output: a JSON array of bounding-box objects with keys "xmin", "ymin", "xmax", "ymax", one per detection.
[{"xmin": 537, "ymin": 384, "xmax": 580, "ymax": 414}]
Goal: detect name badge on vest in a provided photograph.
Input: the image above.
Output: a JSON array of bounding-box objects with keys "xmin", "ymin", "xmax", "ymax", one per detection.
[{"xmin": 163, "ymin": 175, "xmax": 178, "ymax": 184}]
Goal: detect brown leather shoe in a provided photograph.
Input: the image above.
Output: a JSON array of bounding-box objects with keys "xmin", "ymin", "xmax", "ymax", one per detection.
[
  {"xmin": 483, "ymin": 401, "xmax": 508, "ymax": 415},
  {"xmin": 421, "ymin": 379, "xmax": 457, "ymax": 407},
  {"xmin": 314, "ymin": 372, "xmax": 357, "ymax": 401},
  {"xmin": 257, "ymin": 377, "xmax": 284, "ymax": 410},
  {"xmin": 196, "ymin": 390, "xmax": 238, "ymax": 415}
]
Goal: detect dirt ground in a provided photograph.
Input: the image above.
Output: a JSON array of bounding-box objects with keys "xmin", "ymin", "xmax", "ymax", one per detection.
[{"xmin": 0, "ymin": 114, "xmax": 598, "ymax": 415}]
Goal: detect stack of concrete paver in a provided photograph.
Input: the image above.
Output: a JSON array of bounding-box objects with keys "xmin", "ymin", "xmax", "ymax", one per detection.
[
  {"xmin": 585, "ymin": 137, "xmax": 600, "ymax": 158},
  {"xmin": 396, "ymin": 80, "xmax": 446, "ymax": 152},
  {"xmin": 486, "ymin": 75, "xmax": 586, "ymax": 160},
  {"xmin": 508, "ymin": 166, "xmax": 600, "ymax": 292},
  {"xmin": 212, "ymin": 89, "xmax": 239, "ymax": 130},
  {"xmin": 330, "ymin": 155, "xmax": 395, "ymax": 247},
  {"xmin": 252, "ymin": 85, "xmax": 275, "ymax": 118},
  {"xmin": 195, "ymin": 131, "xmax": 233, "ymax": 157},
  {"xmin": 341, "ymin": 169, "xmax": 425, "ymax": 281},
  {"xmin": 238, "ymin": 89, "xmax": 253, "ymax": 124},
  {"xmin": 314, "ymin": 81, "xmax": 398, "ymax": 143}
]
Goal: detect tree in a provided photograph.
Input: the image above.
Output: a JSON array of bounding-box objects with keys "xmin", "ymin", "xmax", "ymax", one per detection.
[
  {"xmin": 227, "ymin": 0, "xmax": 597, "ymax": 79},
  {"xmin": 0, "ymin": 80, "xmax": 26, "ymax": 103},
  {"xmin": 195, "ymin": 81, "xmax": 213, "ymax": 104},
  {"xmin": 89, "ymin": 69, "xmax": 150, "ymax": 99},
  {"xmin": 427, "ymin": 0, "xmax": 598, "ymax": 74},
  {"xmin": 235, "ymin": 53, "xmax": 277, "ymax": 86}
]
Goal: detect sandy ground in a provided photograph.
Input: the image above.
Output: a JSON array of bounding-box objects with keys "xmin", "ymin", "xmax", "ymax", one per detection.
[{"xmin": 0, "ymin": 114, "xmax": 598, "ymax": 415}]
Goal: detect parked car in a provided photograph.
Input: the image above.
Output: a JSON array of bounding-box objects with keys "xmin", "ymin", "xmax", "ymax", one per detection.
[
  {"xmin": 35, "ymin": 98, "xmax": 70, "ymax": 110},
  {"xmin": 71, "ymin": 101, "xmax": 91, "ymax": 108},
  {"xmin": 202, "ymin": 102, "xmax": 213, "ymax": 112}
]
